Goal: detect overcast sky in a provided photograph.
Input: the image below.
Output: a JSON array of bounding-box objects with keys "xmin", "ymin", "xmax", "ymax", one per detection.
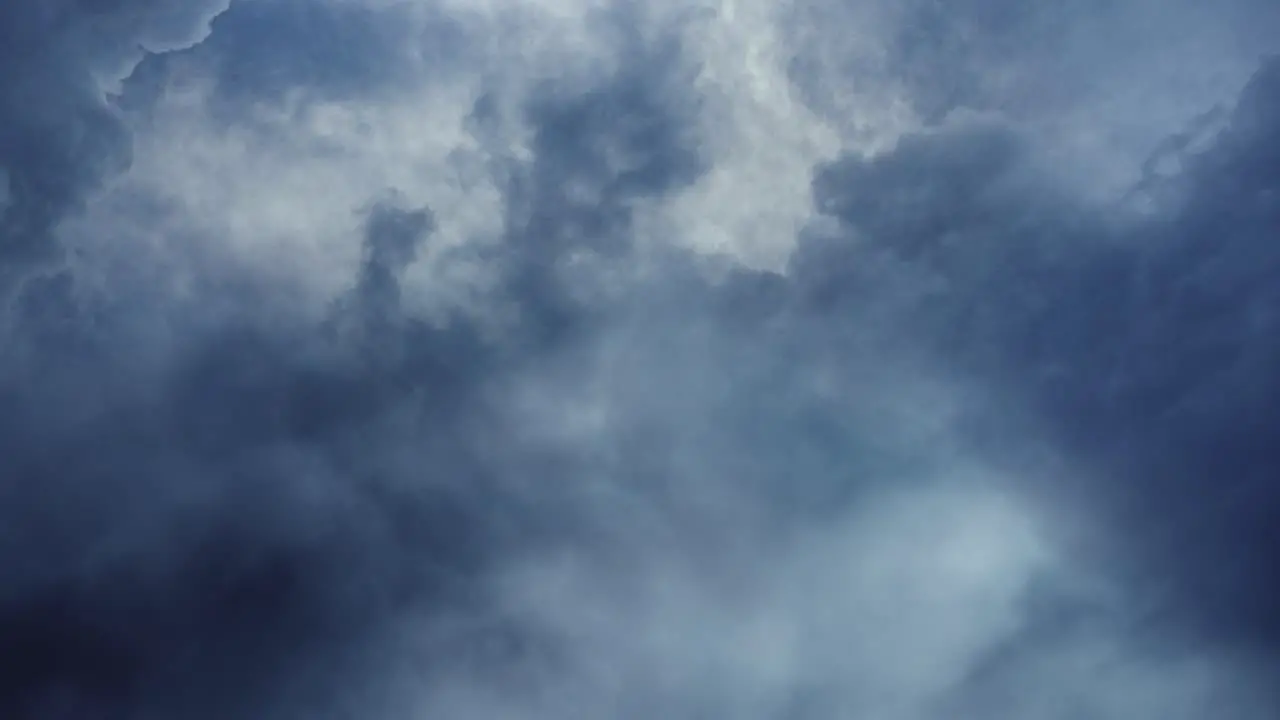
[{"xmin": 2, "ymin": 1, "xmax": 1279, "ymax": 718}]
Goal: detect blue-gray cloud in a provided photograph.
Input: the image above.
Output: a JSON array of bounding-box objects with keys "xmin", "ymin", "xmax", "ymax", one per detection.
[
  {"xmin": 803, "ymin": 55, "xmax": 1280, "ymax": 650},
  {"xmin": 2, "ymin": 1, "xmax": 1279, "ymax": 718},
  {"xmin": 0, "ymin": 0, "xmax": 228, "ymax": 276}
]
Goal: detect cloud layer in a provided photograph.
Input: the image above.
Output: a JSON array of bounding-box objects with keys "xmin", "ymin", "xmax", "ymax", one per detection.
[{"xmin": 1, "ymin": 1, "xmax": 1279, "ymax": 718}]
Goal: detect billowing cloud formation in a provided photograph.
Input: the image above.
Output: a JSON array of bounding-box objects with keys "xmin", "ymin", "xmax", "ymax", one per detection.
[
  {"xmin": 1, "ymin": 0, "xmax": 1279, "ymax": 718},
  {"xmin": 803, "ymin": 56, "xmax": 1280, "ymax": 649},
  {"xmin": 0, "ymin": 0, "xmax": 229, "ymax": 272}
]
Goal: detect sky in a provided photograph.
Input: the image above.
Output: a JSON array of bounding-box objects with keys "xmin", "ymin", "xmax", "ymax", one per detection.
[{"xmin": 1, "ymin": 0, "xmax": 1279, "ymax": 718}]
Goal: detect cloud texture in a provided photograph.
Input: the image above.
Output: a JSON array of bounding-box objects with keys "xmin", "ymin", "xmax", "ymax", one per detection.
[{"xmin": 1, "ymin": 0, "xmax": 1279, "ymax": 718}]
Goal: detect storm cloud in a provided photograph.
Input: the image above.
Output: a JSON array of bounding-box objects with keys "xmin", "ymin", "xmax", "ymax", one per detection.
[{"xmin": 1, "ymin": 0, "xmax": 1279, "ymax": 718}]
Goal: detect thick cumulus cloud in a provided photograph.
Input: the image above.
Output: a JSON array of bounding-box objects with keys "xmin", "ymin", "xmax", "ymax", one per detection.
[
  {"xmin": 2, "ymin": 0, "xmax": 1279, "ymax": 719},
  {"xmin": 803, "ymin": 57, "xmax": 1280, "ymax": 649},
  {"xmin": 0, "ymin": 0, "xmax": 229, "ymax": 274}
]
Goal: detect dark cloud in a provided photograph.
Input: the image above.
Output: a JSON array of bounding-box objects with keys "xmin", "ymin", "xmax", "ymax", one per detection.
[
  {"xmin": 802, "ymin": 54, "xmax": 1280, "ymax": 653},
  {"xmin": 3, "ymin": 0, "xmax": 1280, "ymax": 718},
  {"xmin": 883, "ymin": 0, "xmax": 1280, "ymax": 124},
  {"xmin": 475, "ymin": 25, "xmax": 706, "ymax": 347},
  {"xmin": 0, "ymin": 198, "xmax": 493, "ymax": 717},
  {"xmin": 120, "ymin": 0, "xmax": 467, "ymax": 115},
  {"xmin": 887, "ymin": 1, "xmax": 1074, "ymax": 121},
  {"xmin": 0, "ymin": 11, "xmax": 710, "ymax": 716},
  {"xmin": 0, "ymin": 0, "xmax": 227, "ymax": 276}
]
